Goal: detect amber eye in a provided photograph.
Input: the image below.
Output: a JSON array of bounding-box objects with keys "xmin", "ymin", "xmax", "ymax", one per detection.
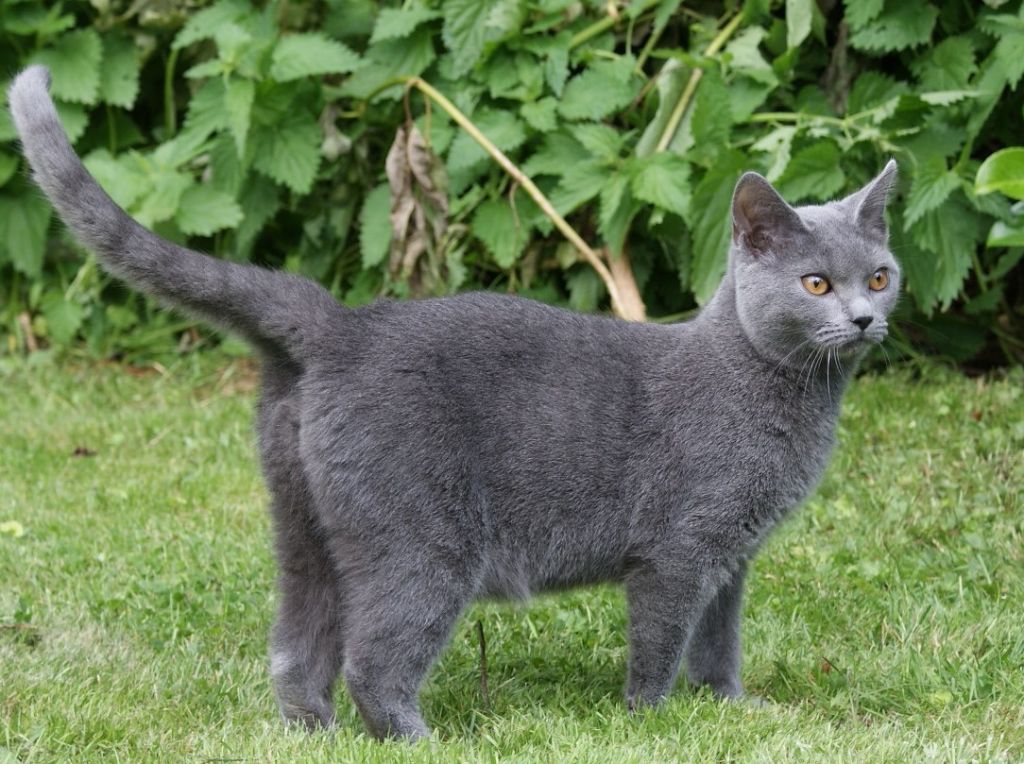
[
  {"xmin": 801, "ymin": 275, "xmax": 831, "ymax": 296},
  {"xmin": 869, "ymin": 268, "xmax": 889, "ymax": 291}
]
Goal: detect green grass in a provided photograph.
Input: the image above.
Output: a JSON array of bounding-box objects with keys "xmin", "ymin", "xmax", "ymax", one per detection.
[{"xmin": 1, "ymin": 357, "xmax": 1022, "ymax": 763}]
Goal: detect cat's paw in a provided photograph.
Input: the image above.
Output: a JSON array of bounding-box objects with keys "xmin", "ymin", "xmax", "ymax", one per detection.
[{"xmin": 626, "ymin": 689, "xmax": 668, "ymax": 714}]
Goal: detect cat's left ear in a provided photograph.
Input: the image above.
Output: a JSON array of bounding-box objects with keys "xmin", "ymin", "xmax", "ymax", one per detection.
[
  {"xmin": 731, "ymin": 172, "xmax": 807, "ymax": 257},
  {"xmin": 844, "ymin": 159, "xmax": 898, "ymax": 239}
]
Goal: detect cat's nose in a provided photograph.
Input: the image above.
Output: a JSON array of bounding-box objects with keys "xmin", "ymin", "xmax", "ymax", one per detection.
[{"xmin": 851, "ymin": 315, "xmax": 873, "ymax": 331}]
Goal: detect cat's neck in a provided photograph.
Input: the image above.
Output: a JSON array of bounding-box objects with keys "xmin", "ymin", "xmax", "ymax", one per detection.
[{"xmin": 692, "ymin": 271, "xmax": 851, "ymax": 406}]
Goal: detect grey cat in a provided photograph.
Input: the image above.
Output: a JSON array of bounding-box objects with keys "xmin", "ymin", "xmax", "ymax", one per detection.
[{"xmin": 9, "ymin": 65, "xmax": 899, "ymax": 741}]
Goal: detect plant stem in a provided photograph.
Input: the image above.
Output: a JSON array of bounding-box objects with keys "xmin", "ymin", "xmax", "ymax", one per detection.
[
  {"xmin": 970, "ymin": 248, "xmax": 989, "ymax": 293},
  {"xmin": 747, "ymin": 111, "xmax": 848, "ymax": 127},
  {"xmin": 569, "ymin": 0, "xmax": 662, "ymax": 50},
  {"xmin": 655, "ymin": 12, "xmax": 742, "ymax": 153},
  {"xmin": 164, "ymin": 47, "xmax": 179, "ymax": 139},
  {"xmin": 635, "ymin": 1, "xmax": 679, "ymax": 72},
  {"xmin": 106, "ymin": 104, "xmax": 117, "ymax": 154},
  {"xmin": 406, "ymin": 77, "xmax": 641, "ymax": 320}
]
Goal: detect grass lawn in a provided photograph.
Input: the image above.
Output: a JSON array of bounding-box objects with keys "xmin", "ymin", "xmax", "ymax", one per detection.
[{"xmin": 1, "ymin": 356, "xmax": 1022, "ymax": 762}]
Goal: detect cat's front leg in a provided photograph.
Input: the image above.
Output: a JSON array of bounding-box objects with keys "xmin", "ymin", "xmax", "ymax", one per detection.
[
  {"xmin": 624, "ymin": 553, "xmax": 732, "ymax": 710},
  {"xmin": 684, "ymin": 559, "xmax": 747, "ymax": 699}
]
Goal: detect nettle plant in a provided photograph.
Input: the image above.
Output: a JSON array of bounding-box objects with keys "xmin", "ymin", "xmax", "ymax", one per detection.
[{"xmin": 0, "ymin": 0, "xmax": 1022, "ymax": 363}]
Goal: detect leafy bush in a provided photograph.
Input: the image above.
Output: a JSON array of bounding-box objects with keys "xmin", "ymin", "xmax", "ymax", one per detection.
[{"xmin": 1, "ymin": 0, "xmax": 1022, "ymax": 363}]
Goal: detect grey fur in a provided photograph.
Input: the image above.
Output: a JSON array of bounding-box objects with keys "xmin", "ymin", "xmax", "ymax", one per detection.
[{"xmin": 8, "ymin": 66, "xmax": 900, "ymax": 741}]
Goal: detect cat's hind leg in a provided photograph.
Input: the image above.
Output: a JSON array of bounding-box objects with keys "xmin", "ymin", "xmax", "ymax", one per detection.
[
  {"xmin": 259, "ymin": 370, "xmax": 344, "ymax": 730},
  {"xmin": 268, "ymin": 508, "xmax": 344, "ymax": 730},
  {"xmin": 337, "ymin": 550, "xmax": 475, "ymax": 740}
]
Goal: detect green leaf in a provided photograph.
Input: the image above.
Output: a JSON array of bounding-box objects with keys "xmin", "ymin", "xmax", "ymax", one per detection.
[
  {"xmin": 0, "ymin": 152, "xmax": 17, "ymax": 188},
  {"xmin": 849, "ymin": 0, "xmax": 938, "ymax": 53},
  {"xmin": 32, "ymin": 29, "xmax": 102, "ymax": 105},
  {"xmin": 630, "ymin": 154, "xmax": 692, "ymax": 217},
  {"xmin": 3, "ymin": 3, "xmax": 75, "ymax": 36},
  {"xmin": 599, "ymin": 173, "xmax": 636, "ymax": 255},
  {"xmin": 184, "ymin": 79, "xmax": 229, "ymax": 139},
  {"xmin": 446, "ymin": 110, "xmax": 526, "ymax": 174},
  {"xmin": 786, "ymin": 0, "xmax": 813, "ymax": 49},
  {"xmin": 443, "ymin": 0, "xmax": 520, "ymax": 77},
  {"xmin": 917, "ymin": 90, "xmax": 976, "ymax": 106},
  {"xmin": 904, "ymin": 157, "xmax": 960, "ymax": 228},
  {"xmin": 751, "ymin": 125, "xmax": 796, "ymax": 182},
  {"xmin": 636, "ymin": 58, "xmax": 689, "ymax": 157},
  {"xmin": 559, "ymin": 59, "xmax": 637, "ymax": 121},
  {"xmin": 42, "ymin": 293, "xmax": 84, "ymax": 346},
  {"xmin": 209, "ymin": 135, "xmax": 245, "ymax": 196},
  {"xmin": 521, "ymin": 98, "xmax": 559, "ymax": 132},
  {"xmin": 566, "ymin": 267, "xmax": 606, "ymax": 312},
  {"xmin": 83, "ymin": 150, "xmax": 147, "ymax": 209},
  {"xmin": 684, "ymin": 151, "xmax": 746, "ymax": 304},
  {"xmin": 727, "ymin": 76, "xmax": 776, "ymax": 122},
  {"xmin": 359, "ymin": 184, "xmax": 392, "ymax": 268},
  {"xmin": 270, "ymin": 33, "xmax": 363, "ymax": 82},
  {"xmin": 986, "ymin": 220, "xmax": 1024, "ymax": 247},
  {"xmin": 847, "ymin": 72, "xmax": 908, "ymax": 114},
  {"xmin": 174, "ymin": 0, "xmax": 251, "ymax": 49},
  {"xmin": 990, "ymin": 29, "xmax": 1024, "ymax": 89},
  {"xmin": 724, "ymin": 28, "xmax": 777, "ymax": 120},
  {"xmin": 185, "ymin": 60, "xmax": 226, "ymax": 80},
  {"xmin": 174, "ymin": 185, "xmax": 243, "ymax": 236},
  {"xmin": 472, "ymin": 199, "xmax": 527, "ymax": 268},
  {"xmin": 251, "ymin": 114, "xmax": 322, "ymax": 194},
  {"xmin": 689, "ymin": 67, "xmax": 733, "ymax": 158},
  {"xmin": 99, "ymin": 34, "xmax": 141, "ymax": 108},
  {"xmin": 775, "ymin": 141, "xmax": 845, "ymax": 203},
  {"xmin": 235, "ymin": 176, "xmax": 280, "ymax": 254},
  {"xmin": 550, "ymin": 161, "xmax": 607, "ymax": 215},
  {"xmin": 0, "ymin": 193, "xmax": 52, "ymax": 278},
  {"xmin": 910, "ymin": 37, "xmax": 976, "ymax": 92},
  {"xmin": 53, "ymin": 102, "xmax": 89, "ymax": 145},
  {"xmin": 340, "ymin": 28, "xmax": 437, "ymax": 100},
  {"xmin": 975, "ymin": 148, "xmax": 1024, "ymax": 200},
  {"xmin": 725, "ymin": 27, "xmax": 778, "ymax": 89},
  {"xmin": 133, "ymin": 169, "xmax": 192, "ymax": 227},
  {"xmin": 570, "ymin": 124, "xmax": 625, "ymax": 161},
  {"xmin": 370, "ymin": 7, "xmax": 441, "ymax": 43},
  {"xmin": 152, "ymin": 129, "xmax": 211, "ymax": 168},
  {"xmin": 0, "ymin": 102, "xmax": 15, "ymax": 142},
  {"xmin": 225, "ymin": 78, "xmax": 254, "ymax": 158},
  {"xmin": 905, "ymin": 194, "xmax": 984, "ymax": 311},
  {"xmin": 897, "ymin": 121, "xmax": 965, "ymax": 163},
  {"xmin": 545, "ymin": 42, "xmax": 569, "ymax": 97},
  {"xmin": 522, "ymin": 132, "xmax": 590, "ymax": 177},
  {"xmin": 842, "ymin": 0, "xmax": 883, "ymax": 30}
]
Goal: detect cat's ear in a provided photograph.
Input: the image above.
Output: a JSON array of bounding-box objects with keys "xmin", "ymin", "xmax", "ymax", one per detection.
[
  {"xmin": 844, "ymin": 159, "xmax": 898, "ymax": 239},
  {"xmin": 731, "ymin": 172, "xmax": 806, "ymax": 256}
]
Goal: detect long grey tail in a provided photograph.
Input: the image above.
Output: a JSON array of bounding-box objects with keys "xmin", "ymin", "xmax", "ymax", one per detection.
[{"xmin": 7, "ymin": 65, "xmax": 341, "ymax": 361}]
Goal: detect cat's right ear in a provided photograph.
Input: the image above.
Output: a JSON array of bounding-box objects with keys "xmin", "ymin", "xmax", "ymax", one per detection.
[{"xmin": 731, "ymin": 172, "xmax": 806, "ymax": 257}]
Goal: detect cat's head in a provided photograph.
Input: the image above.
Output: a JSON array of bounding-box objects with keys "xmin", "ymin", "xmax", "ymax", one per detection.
[{"xmin": 728, "ymin": 161, "xmax": 900, "ymax": 369}]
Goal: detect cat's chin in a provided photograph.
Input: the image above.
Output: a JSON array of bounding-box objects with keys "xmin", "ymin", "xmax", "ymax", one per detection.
[{"xmin": 834, "ymin": 336, "xmax": 880, "ymax": 359}]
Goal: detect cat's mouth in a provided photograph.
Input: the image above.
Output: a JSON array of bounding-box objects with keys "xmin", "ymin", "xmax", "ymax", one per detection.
[
  {"xmin": 816, "ymin": 325, "xmax": 887, "ymax": 358},
  {"xmin": 831, "ymin": 331, "xmax": 886, "ymax": 357},
  {"xmin": 834, "ymin": 337, "xmax": 872, "ymax": 357}
]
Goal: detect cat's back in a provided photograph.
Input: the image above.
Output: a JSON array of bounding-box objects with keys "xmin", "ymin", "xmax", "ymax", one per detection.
[{"xmin": 318, "ymin": 291, "xmax": 672, "ymax": 397}]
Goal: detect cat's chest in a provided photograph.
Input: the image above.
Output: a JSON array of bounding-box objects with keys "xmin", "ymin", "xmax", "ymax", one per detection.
[
  {"xmin": 655, "ymin": 389, "xmax": 839, "ymax": 541},
  {"xmin": 752, "ymin": 406, "xmax": 836, "ymax": 505}
]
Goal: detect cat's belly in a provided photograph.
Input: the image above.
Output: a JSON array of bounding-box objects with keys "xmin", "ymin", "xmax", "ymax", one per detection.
[{"xmin": 475, "ymin": 534, "xmax": 627, "ymax": 601}]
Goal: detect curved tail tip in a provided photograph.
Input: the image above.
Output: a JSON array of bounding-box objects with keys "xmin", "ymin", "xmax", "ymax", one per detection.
[
  {"xmin": 7, "ymin": 66, "xmax": 55, "ymax": 134},
  {"xmin": 8, "ymin": 65, "xmax": 52, "ymax": 107}
]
